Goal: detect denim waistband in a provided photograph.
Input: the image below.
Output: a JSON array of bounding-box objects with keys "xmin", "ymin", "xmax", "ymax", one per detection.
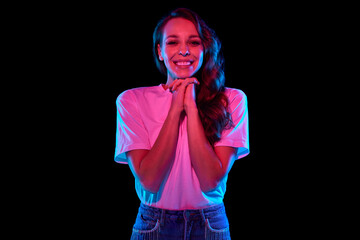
[{"xmin": 138, "ymin": 202, "xmax": 226, "ymax": 222}]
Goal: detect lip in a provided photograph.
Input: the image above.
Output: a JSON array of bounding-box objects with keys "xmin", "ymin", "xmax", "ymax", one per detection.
[{"xmin": 172, "ymin": 60, "xmax": 194, "ymax": 67}]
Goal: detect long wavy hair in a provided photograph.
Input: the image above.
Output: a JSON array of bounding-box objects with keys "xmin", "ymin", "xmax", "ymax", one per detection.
[{"xmin": 153, "ymin": 8, "xmax": 233, "ymax": 146}]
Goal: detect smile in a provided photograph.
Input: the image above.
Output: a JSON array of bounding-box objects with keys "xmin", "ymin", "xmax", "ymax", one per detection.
[{"xmin": 173, "ymin": 61, "xmax": 194, "ymax": 66}]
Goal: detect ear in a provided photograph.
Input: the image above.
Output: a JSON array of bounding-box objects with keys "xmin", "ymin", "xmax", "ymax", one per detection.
[{"xmin": 157, "ymin": 43, "xmax": 163, "ymax": 61}]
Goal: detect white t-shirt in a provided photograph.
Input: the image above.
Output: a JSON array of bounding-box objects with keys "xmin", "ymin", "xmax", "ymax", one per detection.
[{"xmin": 114, "ymin": 84, "xmax": 249, "ymax": 210}]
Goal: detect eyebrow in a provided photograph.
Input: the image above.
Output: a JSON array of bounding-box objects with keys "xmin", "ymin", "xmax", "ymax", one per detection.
[{"xmin": 166, "ymin": 34, "xmax": 200, "ymax": 39}]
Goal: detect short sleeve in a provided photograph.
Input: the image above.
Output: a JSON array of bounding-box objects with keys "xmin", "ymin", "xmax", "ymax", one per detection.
[
  {"xmin": 114, "ymin": 90, "xmax": 151, "ymax": 164},
  {"xmin": 214, "ymin": 89, "xmax": 250, "ymax": 159}
]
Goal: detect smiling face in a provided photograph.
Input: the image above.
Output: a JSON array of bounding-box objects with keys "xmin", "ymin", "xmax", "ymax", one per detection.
[{"xmin": 157, "ymin": 18, "xmax": 204, "ymax": 82}]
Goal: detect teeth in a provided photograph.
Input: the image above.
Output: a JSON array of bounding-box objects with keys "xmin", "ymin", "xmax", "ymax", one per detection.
[{"xmin": 175, "ymin": 61, "xmax": 191, "ymax": 66}]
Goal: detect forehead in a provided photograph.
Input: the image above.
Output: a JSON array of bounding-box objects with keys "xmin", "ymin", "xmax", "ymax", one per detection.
[{"xmin": 162, "ymin": 18, "xmax": 199, "ymax": 38}]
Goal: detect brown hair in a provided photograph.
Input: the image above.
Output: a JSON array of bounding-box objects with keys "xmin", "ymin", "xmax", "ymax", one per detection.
[{"xmin": 153, "ymin": 8, "xmax": 233, "ymax": 146}]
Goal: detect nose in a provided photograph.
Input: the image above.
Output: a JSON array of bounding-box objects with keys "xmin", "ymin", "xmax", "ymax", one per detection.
[{"xmin": 179, "ymin": 44, "xmax": 190, "ymax": 56}]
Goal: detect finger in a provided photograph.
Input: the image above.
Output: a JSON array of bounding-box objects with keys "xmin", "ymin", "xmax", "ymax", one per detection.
[
  {"xmin": 168, "ymin": 80, "xmax": 177, "ymax": 89},
  {"xmin": 170, "ymin": 80, "xmax": 183, "ymax": 92},
  {"xmin": 168, "ymin": 79, "xmax": 181, "ymax": 91},
  {"xmin": 185, "ymin": 77, "xmax": 199, "ymax": 86},
  {"xmin": 176, "ymin": 79, "xmax": 194, "ymax": 92},
  {"xmin": 171, "ymin": 78, "xmax": 198, "ymax": 92},
  {"xmin": 185, "ymin": 82, "xmax": 195, "ymax": 92}
]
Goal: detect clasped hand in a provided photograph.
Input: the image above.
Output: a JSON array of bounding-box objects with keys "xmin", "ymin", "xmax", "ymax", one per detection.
[{"xmin": 168, "ymin": 78, "xmax": 199, "ymax": 114}]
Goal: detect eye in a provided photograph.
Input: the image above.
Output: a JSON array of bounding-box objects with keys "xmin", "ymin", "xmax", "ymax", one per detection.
[
  {"xmin": 189, "ymin": 41, "xmax": 201, "ymax": 46},
  {"xmin": 166, "ymin": 41, "xmax": 178, "ymax": 45}
]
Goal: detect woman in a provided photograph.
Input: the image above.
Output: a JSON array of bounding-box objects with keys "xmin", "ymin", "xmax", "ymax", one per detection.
[{"xmin": 115, "ymin": 8, "xmax": 249, "ymax": 239}]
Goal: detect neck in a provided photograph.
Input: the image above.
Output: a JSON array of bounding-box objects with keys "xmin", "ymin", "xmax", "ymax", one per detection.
[{"xmin": 166, "ymin": 73, "xmax": 176, "ymax": 86}]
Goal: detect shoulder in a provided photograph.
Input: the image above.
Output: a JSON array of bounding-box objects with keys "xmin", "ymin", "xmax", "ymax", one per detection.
[
  {"xmin": 116, "ymin": 85, "xmax": 160, "ymax": 103},
  {"xmin": 224, "ymin": 87, "xmax": 247, "ymax": 103}
]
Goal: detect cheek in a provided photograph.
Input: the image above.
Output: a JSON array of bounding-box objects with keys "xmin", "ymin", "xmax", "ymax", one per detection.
[
  {"xmin": 199, "ymin": 51, "xmax": 204, "ymax": 63},
  {"xmin": 162, "ymin": 47, "xmax": 176, "ymax": 61},
  {"xmin": 194, "ymin": 49, "xmax": 204, "ymax": 67},
  {"xmin": 193, "ymin": 47, "xmax": 204, "ymax": 60}
]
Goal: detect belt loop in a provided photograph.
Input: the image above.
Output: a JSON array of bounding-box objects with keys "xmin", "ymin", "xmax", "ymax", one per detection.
[
  {"xmin": 200, "ymin": 208, "xmax": 206, "ymax": 222},
  {"xmin": 160, "ymin": 209, "xmax": 165, "ymax": 226}
]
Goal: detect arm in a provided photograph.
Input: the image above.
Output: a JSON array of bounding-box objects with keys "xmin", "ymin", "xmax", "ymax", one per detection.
[
  {"xmin": 186, "ymin": 107, "xmax": 237, "ymax": 192},
  {"xmin": 125, "ymin": 78, "xmax": 199, "ymax": 193},
  {"xmin": 126, "ymin": 108, "xmax": 181, "ymax": 193},
  {"xmin": 184, "ymin": 83, "xmax": 237, "ymax": 192}
]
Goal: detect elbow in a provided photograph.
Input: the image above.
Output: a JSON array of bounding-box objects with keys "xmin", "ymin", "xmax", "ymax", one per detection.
[
  {"xmin": 140, "ymin": 178, "xmax": 161, "ymax": 194},
  {"xmin": 199, "ymin": 167, "xmax": 228, "ymax": 193},
  {"xmin": 200, "ymin": 180, "xmax": 220, "ymax": 193},
  {"xmin": 135, "ymin": 168, "xmax": 161, "ymax": 194},
  {"xmin": 200, "ymin": 172, "xmax": 227, "ymax": 193}
]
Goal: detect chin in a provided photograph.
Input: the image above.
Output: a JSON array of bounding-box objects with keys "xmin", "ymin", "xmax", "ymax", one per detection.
[
  {"xmin": 176, "ymin": 74, "xmax": 192, "ymax": 79},
  {"xmin": 173, "ymin": 71, "xmax": 197, "ymax": 79}
]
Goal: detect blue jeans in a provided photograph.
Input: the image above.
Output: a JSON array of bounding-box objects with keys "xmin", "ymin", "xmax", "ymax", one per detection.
[{"xmin": 130, "ymin": 203, "xmax": 231, "ymax": 240}]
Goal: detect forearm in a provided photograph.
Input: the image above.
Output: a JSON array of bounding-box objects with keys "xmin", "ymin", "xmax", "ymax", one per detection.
[
  {"xmin": 139, "ymin": 109, "xmax": 181, "ymax": 192},
  {"xmin": 186, "ymin": 108, "xmax": 224, "ymax": 192}
]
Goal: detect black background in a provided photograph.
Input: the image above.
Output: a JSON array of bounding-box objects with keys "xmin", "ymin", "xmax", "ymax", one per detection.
[{"xmin": 17, "ymin": 1, "xmax": 338, "ymax": 239}]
